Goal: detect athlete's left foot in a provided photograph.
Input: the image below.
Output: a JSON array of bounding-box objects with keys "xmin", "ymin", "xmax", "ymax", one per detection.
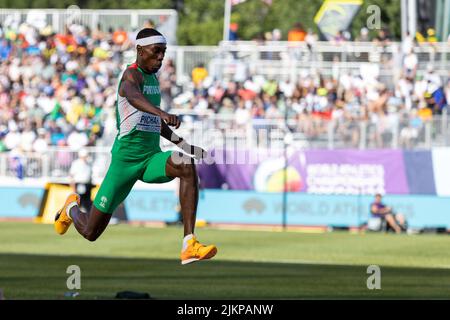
[
  {"xmin": 54, "ymin": 193, "xmax": 80, "ymax": 235},
  {"xmin": 181, "ymin": 237, "xmax": 217, "ymax": 265}
]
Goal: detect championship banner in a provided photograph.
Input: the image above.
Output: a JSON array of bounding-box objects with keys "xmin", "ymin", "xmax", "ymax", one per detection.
[
  {"xmin": 198, "ymin": 149, "xmax": 432, "ymax": 195},
  {"xmin": 314, "ymin": 0, "xmax": 363, "ymax": 40},
  {"xmin": 198, "ymin": 149, "xmax": 282, "ymax": 190},
  {"xmin": 403, "ymin": 150, "xmax": 436, "ymax": 195},
  {"xmin": 292, "ymin": 150, "xmax": 409, "ymax": 195}
]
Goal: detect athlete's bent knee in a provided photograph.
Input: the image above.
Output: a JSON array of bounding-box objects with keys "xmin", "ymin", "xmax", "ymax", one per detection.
[{"xmin": 84, "ymin": 230, "xmax": 99, "ymax": 242}]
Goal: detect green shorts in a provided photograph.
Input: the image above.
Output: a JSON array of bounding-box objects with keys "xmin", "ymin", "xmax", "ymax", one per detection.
[{"xmin": 93, "ymin": 150, "xmax": 174, "ymax": 214}]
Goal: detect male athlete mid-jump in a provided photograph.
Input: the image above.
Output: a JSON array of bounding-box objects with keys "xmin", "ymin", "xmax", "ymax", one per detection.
[{"xmin": 54, "ymin": 28, "xmax": 217, "ymax": 265}]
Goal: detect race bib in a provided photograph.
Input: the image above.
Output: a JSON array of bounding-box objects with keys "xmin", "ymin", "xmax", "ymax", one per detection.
[{"xmin": 136, "ymin": 113, "xmax": 161, "ymax": 133}]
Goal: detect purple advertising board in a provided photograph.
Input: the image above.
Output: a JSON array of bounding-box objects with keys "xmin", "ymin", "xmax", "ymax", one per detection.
[
  {"xmin": 198, "ymin": 149, "xmax": 411, "ymax": 195},
  {"xmin": 291, "ymin": 149, "xmax": 410, "ymax": 195}
]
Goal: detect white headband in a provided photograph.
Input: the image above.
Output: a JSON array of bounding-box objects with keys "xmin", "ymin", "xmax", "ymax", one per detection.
[{"xmin": 135, "ymin": 35, "xmax": 167, "ymax": 47}]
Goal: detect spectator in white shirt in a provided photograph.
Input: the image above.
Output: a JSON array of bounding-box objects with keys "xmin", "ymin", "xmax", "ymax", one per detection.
[
  {"xmin": 67, "ymin": 129, "xmax": 88, "ymax": 150},
  {"xmin": 403, "ymin": 49, "xmax": 418, "ymax": 80},
  {"xmin": 32, "ymin": 128, "xmax": 49, "ymax": 153},
  {"xmin": 69, "ymin": 148, "xmax": 93, "ymax": 212}
]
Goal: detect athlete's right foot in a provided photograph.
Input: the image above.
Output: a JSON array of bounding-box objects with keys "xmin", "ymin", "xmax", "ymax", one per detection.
[
  {"xmin": 181, "ymin": 237, "xmax": 217, "ymax": 265},
  {"xmin": 54, "ymin": 193, "xmax": 80, "ymax": 235}
]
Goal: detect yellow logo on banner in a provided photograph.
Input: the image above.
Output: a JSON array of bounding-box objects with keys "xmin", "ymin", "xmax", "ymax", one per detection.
[
  {"xmin": 36, "ymin": 183, "xmax": 72, "ymax": 224},
  {"xmin": 35, "ymin": 183, "xmax": 100, "ymax": 224}
]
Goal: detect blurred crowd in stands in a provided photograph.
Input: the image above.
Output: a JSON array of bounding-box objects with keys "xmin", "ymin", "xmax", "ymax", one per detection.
[
  {"xmin": 0, "ymin": 19, "xmax": 449, "ymax": 158},
  {"xmin": 176, "ymin": 60, "xmax": 449, "ymax": 148},
  {"xmin": 242, "ymin": 21, "xmax": 447, "ymax": 46},
  {"xmin": 173, "ymin": 24, "xmax": 450, "ymax": 149},
  {"xmin": 0, "ymin": 20, "xmax": 139, "ymax": 154}
]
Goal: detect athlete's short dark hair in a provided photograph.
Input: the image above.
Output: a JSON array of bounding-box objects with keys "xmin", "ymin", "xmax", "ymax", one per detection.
[{"xmin": 136, "ymin": 28, "xmax": 163, "ymax": 39}]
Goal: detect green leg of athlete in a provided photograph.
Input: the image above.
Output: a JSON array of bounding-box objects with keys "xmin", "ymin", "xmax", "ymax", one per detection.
[{"xmin": 70, "ymin": 153, "xmax": 197, "ymax": 241}]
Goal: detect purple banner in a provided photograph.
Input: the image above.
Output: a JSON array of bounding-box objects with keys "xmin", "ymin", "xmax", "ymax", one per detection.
[
  {"xmin": 403, "ymin": 150, "xmax": 435, "ymax": 194},
  {"xmin": 198, "ymin": 149, "xmax": 280, "ymax": 190},
  {"xmin": 291, "ymin": 150, "xmax": 409, "ymax": 195},
  {"xmin": 198, "ymin": 149, "xmax": 410, "ymax": 195}
]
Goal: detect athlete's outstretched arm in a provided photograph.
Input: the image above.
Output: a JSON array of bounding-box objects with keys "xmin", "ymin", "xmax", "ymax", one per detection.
[
  {"xmin": 161, "ymin": 121, "xmax": 206, "ymax": 160},
  {"xmin": 119, "ymin": 68, "xmax": 180, "ymax": 128}
]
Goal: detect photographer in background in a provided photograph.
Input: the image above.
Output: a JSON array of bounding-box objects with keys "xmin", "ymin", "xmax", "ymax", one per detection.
[
  {"xmin": 69, "ymin": 148, "xmax": 93, "ymax": 212},
  {"xmin": 369, "ymin": 193, "xmax": 407, "ymax": 233}
]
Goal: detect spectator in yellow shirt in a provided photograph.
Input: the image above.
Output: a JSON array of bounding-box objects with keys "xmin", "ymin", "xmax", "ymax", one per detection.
[{"xmin": 192, "ymin": 63, "xmax": 208, "ymax": 88}]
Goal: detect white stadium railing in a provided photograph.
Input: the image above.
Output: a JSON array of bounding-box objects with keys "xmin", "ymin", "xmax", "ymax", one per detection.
[
  {"xmin": 1, "ymin": 113, "xmax": 450, "ymax": 181},
  {"xmin": 165, "ymin": 41, "xmax": 450, "ymax": 86},
  {"xmin": 0, "ymin": 8, "xmax": 178, "ymax": 45}
]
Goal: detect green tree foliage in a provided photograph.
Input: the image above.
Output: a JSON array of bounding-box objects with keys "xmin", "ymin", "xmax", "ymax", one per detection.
[
  {"xmin": 176, "ymin": 0, "xmax": 324, "ymax": 44},
  {"xmin": 233, "ymin": 0, "xmax": 323, "ymax": 40},
  {"xmin": 0, "ymin": 0, "xmax": 401, "ymax": 44},
  {"xmin": 351, "ymin": 0, "xmax": 401, "ymax": 40},
  {"xmin": 176, "ymin": 0, "xmax": 225, "ymax": 45},
  {"xmin": 180, "ymin": 0, "xmax": 401, "ymax": 43}
]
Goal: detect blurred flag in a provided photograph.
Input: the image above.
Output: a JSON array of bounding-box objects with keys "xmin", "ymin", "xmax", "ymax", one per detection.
[{"xmin": 314, "ymin": 0, "xmax": 362, "ymax": 41}]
